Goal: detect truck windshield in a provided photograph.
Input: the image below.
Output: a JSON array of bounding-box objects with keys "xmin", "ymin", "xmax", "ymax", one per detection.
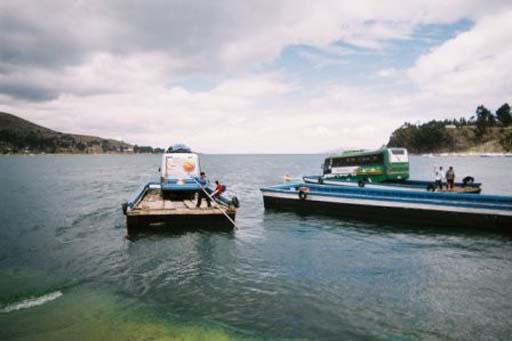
[{"xmin": 164, "ymin": 154, "xmax": 199, "ymax": 178}]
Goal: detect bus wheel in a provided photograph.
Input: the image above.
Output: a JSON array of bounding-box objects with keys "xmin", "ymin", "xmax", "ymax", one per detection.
[
  {"xmin": 298, "ymin": 190, "xmax": 308, "ymax": 200},
  {"xmin": 426, "ymin": 184, "xmax": 435, "ymax": 192},
  {"xmin": 358, "ymin": 180, "xmax": 365, "ymax": 188}
]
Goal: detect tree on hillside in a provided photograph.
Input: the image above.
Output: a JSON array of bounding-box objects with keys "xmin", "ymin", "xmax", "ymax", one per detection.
[
  {"xmin": 101, "ymin": 140, "xmax": 111, "ymax": 152},
  {"xmin": 413, "ymin": 120, "xmax": 454, "ymax": 153},
  {"xmin": 475, "ymin": 105, "xmax": 495, "ymax": 137},
  {"xmin": 496, "ymin": 103, "xmax": 511, "ymax": 127},
  {"xmin": 387, "ymin": 123, "xmax": 417, "ymax": 151},
  {"xmin": 457, "ymin": 117, "xmax": 468, "ymax": 127},
  {"xmin": 387, "ymin": 121, "xmax": 453, "ymax": 153},
  {"xmin": 500, "ymin": 131, "xmax": 512, "ymax": 151}
]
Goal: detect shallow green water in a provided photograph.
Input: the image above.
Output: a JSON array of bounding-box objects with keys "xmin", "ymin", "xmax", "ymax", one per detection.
[{"xmin": 0, "ymin": 154, "xmax": 511, "ymax": 339}]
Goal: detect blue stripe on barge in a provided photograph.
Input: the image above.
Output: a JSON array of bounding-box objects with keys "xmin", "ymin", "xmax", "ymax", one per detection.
[{"xmin": 260, "ymin": 183, "xmax": 512, "ymax": 230}]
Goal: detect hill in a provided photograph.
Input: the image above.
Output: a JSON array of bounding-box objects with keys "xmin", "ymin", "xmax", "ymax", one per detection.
[
  {"xmin": 387, "ymin": 103, "xmax": 512, "ymax": 154},
  {"xmin": 0, "ymin": 112, "xmax": 163, "ymax": 154}
]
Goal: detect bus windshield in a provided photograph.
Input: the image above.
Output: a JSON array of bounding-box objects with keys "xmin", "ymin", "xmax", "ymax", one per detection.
[{"xmin": 388, "ymin": 149, "xmax": 408, "ymax": 163}]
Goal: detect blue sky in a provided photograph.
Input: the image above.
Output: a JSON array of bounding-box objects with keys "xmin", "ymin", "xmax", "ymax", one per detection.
[
  {"xmin": 1, "ymin": 2, "xmax": 511, "ymax": 153},
  {"xmin": 169, "ymin": 20, "xmax": 473, "ymax": 93}
]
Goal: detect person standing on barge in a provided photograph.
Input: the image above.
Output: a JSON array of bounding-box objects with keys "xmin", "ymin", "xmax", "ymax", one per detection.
[
  {"xmin": 195, "ymin": 172, "xmax": 211, "ymax": 208},
  {"xmin": 446, "ymin": 166, "xmax": 455, "ymax": 191},
  {"xmin": 434, "ymin": 167, "xmax": 442, "ymax": 191},
  {"xmin": 439, "ymin": 166, "xmax": 446, "ymax": 190}
]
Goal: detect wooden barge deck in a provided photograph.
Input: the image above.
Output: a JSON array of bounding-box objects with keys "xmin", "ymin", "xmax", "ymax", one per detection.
[{"xmin": 124, "ymin": 183, "xmax": 236, "ymax": 234}]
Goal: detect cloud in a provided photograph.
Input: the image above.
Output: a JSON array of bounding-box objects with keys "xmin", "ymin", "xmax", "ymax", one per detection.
[
  {"xmin": 0, "ymin": 74, "xmax": 421, "ymax": 153},
  {"xmin": 1, "ymin": 1, "xmax": 511, "ymax": 152},
  {"xmin": 0, "ymin": 52, "xmax": 176, "ymax": 101},
  {"xmin": 377, "ymin": 68, "xmax": 399, "ymax": 78},
  {"xmin": 2, "ymin": 2, "xmax": 508, "ymax": 74},
  {"xmin": 403, "ymin": 10, "xmax": 512, "ymax": 125}
]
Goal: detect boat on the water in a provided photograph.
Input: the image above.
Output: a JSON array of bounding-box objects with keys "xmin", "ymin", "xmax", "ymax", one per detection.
[
  {"xmin": 261, "ymin": 183, "xmax": 512, "ymax": 230},
  {"xmin": 122, "ymin": 145, "xmax": 239, "ymax": 234},
  {"xmin": 303, "ymin": 176, "xmax": 482, "ymax": 194}
]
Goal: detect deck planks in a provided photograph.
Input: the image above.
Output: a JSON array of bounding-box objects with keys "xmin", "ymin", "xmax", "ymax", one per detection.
[
  {"xmin": 129, "ymin": 189, "xmax": 233, "ymax": 217},
  {"xmin": 183, "ymin": 200, "xmax": 196, "ymax": 209}
]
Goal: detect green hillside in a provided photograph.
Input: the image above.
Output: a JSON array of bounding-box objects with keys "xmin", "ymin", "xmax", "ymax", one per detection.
[
  {"xmin": 0, "ymin": 112, "xmax": 162, "ymax": 154},
  {"xmin": 387, "ymin": 103, "xmax": 512, "ymax": 153}
]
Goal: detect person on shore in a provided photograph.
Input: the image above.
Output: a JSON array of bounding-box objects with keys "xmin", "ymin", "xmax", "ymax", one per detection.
[
  {"xmin": 439, "ymin": 166, "xmax": 446, "ymax": 190},
  {"xmin": 434, "ymin": 167, "xmax": 442, "ymax": 191},
  {"xmin": 195, "ymin": 171, "xmax": 211, "ymax": 208},
  {"xmin": 212, "ymin": 180, "xmax": 225, "ymax": 198},
  {"xmin": 446, "ymin": 166, "xmax": 455, "ymax": 191}
]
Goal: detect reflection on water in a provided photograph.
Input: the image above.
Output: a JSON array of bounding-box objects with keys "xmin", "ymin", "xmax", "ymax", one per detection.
[{"xmin": 0, "ymin": 154, "xmax": 511, "ymax": 339}]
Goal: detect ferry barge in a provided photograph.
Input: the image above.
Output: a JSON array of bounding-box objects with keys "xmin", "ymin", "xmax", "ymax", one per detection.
[
  {"xmin": 304, "ymin": 147, "xmax": 481, "ymax": 193},
  {"xmin": 122, "ymin": 145, "xmax": 238, "ymax": 234},
  {"xmin": 261, "ymin": 183, "xmax": 512, "ymax": 230}
]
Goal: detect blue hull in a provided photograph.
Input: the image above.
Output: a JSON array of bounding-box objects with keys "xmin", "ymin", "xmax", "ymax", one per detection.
[{"xmin": 261, "ymin": 183, "xmax": 512, "ymax": 230}]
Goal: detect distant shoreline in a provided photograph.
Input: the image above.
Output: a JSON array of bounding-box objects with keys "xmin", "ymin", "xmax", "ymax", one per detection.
[
  {"xmin": 0, "ymin": 111, "xmax": 164, "ymax": 155},
  {"xmin": 3, "ymin": 152, "xmax": 512, "ymax": 157},
  {"xmin": 0, "ymin": 152, "xmax": 160, "ymax": 156}
]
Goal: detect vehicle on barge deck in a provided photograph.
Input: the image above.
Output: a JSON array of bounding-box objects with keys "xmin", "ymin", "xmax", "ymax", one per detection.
[
  {"xmin": 260, "ymin": 183, "xmax": 512, "ymax": 230},
  {"xmin": 303, "ymin": 147, "xmax": 481, "ymax": 193},
  {"xmin": 122, "ymin": 145, "xmax": 239, "ymax": 234},
  {"xmin": 318, "ymin": 147, "xmax": 410, "ymax": 183}
]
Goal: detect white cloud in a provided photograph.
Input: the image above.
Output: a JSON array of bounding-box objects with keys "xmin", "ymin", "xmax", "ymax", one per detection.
[
  {"xmin": 408, "ymin": 10, "xmax": 512, "ymax": 103},
  {"xmin": 0, "ymin": 52, "xmax": 177, "ymax": 101},
  {"xmin": 377, "ymin": 68, "xmax": 399, "ymax": 78},
  {"xmin": 1, "ymin": 1, "xmax": 512, "ymax": 152},
  {"xmin": 0, "ymin": 74, "xmax": 409, "ymax": 153}
]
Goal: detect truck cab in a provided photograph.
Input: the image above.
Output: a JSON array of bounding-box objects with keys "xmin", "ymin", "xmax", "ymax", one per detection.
[{"xmin": 160, "ymin": 145, "xmax": 201, "ymax": 198}]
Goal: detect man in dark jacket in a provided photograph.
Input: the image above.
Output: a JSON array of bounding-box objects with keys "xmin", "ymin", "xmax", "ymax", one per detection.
[
  {"xmin": 195, "ymin": 172, "xmax": 211, "ymax": 208},
  {"xmin": 446, "ymin": 166, "xmax": 455, "ymax": 190}
]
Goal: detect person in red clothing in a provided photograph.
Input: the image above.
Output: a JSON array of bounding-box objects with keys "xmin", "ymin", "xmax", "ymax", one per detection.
[{"xmin": 212, "ymin": 180, "xmax": 225, "ymax": 197}]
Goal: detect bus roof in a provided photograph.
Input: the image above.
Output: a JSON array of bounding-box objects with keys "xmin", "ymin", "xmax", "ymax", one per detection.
[{"xmin": 330, "ymin": 147, "xmax": 407, "ymax": 158}]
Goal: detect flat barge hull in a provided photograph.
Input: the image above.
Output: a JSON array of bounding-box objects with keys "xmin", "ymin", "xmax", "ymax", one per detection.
[
  {"xmin": 125, "ymin": 183, "xmax": 236, "ymax": 234},
  {"xmin": 261, "ymin": 184, "xmax": 512, "ymax": 230}
]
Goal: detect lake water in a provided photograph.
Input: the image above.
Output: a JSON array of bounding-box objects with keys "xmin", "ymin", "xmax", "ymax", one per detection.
[{"xmin": 0, "ymin": 154, "xmax": 511, "ymax": 339}]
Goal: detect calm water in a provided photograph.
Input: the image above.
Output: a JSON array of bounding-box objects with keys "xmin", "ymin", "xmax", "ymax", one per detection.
[{"xmin": 0, "ymin": 154, "xmax": 511, "ymax": 340}]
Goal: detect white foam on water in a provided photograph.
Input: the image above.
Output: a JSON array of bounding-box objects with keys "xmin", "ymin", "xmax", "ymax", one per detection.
[{"xmin": 0, "ymin": 291, "xmax": 63, "ymax": 313}]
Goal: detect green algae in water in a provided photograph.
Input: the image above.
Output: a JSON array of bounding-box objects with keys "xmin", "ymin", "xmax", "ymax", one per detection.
[
  {"xmin": 0, "ymin": 268, "xmax": 69, "ymax": 304},
  {"xmin": 0, "ymin": 270, "xmax": 247, "ymax": 341},
  {"xmin": 0, "ymin": 287, "xmax": 242, "ymax": 340}
]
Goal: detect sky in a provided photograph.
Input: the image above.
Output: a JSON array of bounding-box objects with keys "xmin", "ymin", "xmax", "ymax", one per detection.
[{"xmin": 1, "ymin": 1, "xmax": 511, "ymax": 153}]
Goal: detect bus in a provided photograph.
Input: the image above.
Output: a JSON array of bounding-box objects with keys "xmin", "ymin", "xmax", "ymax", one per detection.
[{"xmin": 321, "ymin": 147, "xmax": 409, "ymax": 183}]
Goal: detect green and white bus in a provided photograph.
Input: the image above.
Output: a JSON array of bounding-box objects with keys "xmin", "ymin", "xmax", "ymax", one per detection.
[{"xmin": 320, "ymin": 147, "xmax": 409, "ymax": 183}]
